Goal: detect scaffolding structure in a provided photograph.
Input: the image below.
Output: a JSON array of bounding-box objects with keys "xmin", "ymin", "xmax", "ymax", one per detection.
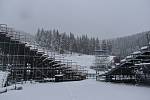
[
  {"xmin": 98, "ymin": 45, "xmax": 150, "ymax": 85},
  {"xmin": 92, "ymin": 50, "xmax": 115, "ymax": 80},
  {"xmin": 0, "ymin": 24, "xmax": 87, "ymax": 84},
  {"xmin": 94, "ymin": 50, "xmax": 110, "ymax": 71}
]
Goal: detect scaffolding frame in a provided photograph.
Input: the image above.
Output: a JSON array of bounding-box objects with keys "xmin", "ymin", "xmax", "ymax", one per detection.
[{"xmin": 0, "ymin": 24, "xmax": 87, "ymax": 84}]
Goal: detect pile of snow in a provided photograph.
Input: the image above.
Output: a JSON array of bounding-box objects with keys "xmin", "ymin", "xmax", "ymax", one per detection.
[
  {"xmin": 0, "ymin": 84, "xmax": 23, "ymax": 94},
  {"xmin": 1, "ymin": 79, "xmax": 150, "ymax": 100},
  {"xmin": 0, "ymin": 71, "xmax": 9, "ymax": 88}
]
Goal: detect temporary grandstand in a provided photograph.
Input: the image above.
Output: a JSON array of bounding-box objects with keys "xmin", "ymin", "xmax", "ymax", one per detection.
[
  {"xmin": 97, "ymin": 44, "xmax": 150, "ymax": 85},
  {"xmin": 92, "ymin": 50, "xmax": 115, "ymax": 80},
  {"xmin": 0, "ymin": 24, "xmax": 86, "ymax": 86}
]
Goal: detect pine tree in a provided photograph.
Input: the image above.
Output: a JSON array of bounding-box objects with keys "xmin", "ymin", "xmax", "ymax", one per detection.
[{"xmin": 35, "ymin": 28, "xmax": 103, "ymax": 55}]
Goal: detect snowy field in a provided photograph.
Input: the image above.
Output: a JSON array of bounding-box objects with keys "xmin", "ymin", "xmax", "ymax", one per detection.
[{"xmin": 1, "ymin": 79, "xmax": 150, "ymax": 100}]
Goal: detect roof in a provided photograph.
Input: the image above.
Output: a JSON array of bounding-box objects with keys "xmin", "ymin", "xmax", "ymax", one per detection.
[
  {"xmin": 126, "ymin": 55, "xmax": 132, "ymax": 59},
  {"xmin": 94, "ymin": 50, "xmax": 106, "ymax": 52},
  {"xmin": 131, "ymin": 51, "xmax": 141, "ymax": 55},
  {"xmin": 141, "ymin": 46, "xmax": 148, "ymax": 50},
  {"xmin": 55, "ymin": 74, "xmax": 64, "ymax": 77},
  {"xmin": 135, "ymin": 63, "xmax": 150, "ymax": 66},
  {"xmin": 121, "ymin": 59, "xmax": 126, "ymax": 62}
]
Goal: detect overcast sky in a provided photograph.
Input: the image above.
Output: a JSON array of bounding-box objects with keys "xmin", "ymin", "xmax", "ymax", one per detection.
[{"xmin": 0, "ymin": 0, "xmax": 150, "ymax": 39}]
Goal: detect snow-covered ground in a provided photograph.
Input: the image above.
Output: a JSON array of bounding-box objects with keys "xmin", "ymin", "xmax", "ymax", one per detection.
[
  {"xmin": 0, "ymin": 71, "xmax": 20, "ymax": 93},
  {"xmin": 1, "ymin": 79, "xmax": 150, "ymax": 100},
  {"xmin": 0, "ymin": 71, "xmax": 9, "ymax": 88}
]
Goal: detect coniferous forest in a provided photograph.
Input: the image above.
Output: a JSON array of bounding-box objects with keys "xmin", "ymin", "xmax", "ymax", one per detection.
[
  {"xmin": 35, "ymin": 29, "xmax": 150, "ymax": 58},
  {"xmin": 35, "ymin": 29, "xmax": 112, "ymax": 55}
]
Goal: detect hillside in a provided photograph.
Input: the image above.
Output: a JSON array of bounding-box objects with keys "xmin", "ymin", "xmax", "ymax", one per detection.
[
  {"xmin": 35, "ymin": 28, "xmax": 150, "ymax": 58},
  {"xmin": 111, "ymin": 31, "xmax": 150, "ymax": 57}
]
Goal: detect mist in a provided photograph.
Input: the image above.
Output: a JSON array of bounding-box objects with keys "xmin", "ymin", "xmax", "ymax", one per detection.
[{"xmin": 0, "ymin": 0, "xmax": 150, "ymax": 39}]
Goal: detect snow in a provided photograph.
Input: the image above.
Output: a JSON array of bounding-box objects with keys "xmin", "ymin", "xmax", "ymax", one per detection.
[
  {"xmin": 132, "ymin": 51, "xmax": 141, "ymax": 55},
  {"xmin": 121, "ymin": 59, "xmax": 126, "ymax": 62},
  {"xmin": 1, "ymin": 79, "xmax": 150, "ymax": 100},
  {"xmin": 107, "ymin": 56, "xmax": 115, "ymax": 62},
  {"xmin": 104, "ymin": 56, "xmax": 115, "ymax": 64},
  {"xmin": 135, "ymin": 63, "xmax": 150, "ymax": 66},
  {"xmin": 1, "ymin": 54, "xmax": 150, "ymax": 100},
  {"xmin": 0, "ymin": 71, "xmax": 16, "ymax": 93},
  {"xmin": 0, "ymin": 71, "xmax": 9, "ymax": 88},
  {"xmin": 62, "ymin": 54, "xmax": 96, "ymax": 74},
  {"xmin": 126, "ymin": 55, "xmax": 132, "ymax": 59},
  {"xmin": 55, "ymin": 54, "xmax": 115, "ymax": 74},
  {"xmin": 141, "ymin": 46, "xmax": 148, "ymax": 50},
  {"xmin": 55, "ymin": 74, "xmax": 64, "ymax": 77},
  {"xmin": 0, "ymin": 85, "xmax": 22, "ymax": 94},
  {"xmin": 37, "ymin": 49, "xmax": 44, "ymax": 53}
]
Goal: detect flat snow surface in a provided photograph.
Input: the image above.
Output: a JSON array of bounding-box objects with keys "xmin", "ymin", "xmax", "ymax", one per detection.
[{"xmin": 1, "ymin": 79, "xmax": 150, "ymax": 100}]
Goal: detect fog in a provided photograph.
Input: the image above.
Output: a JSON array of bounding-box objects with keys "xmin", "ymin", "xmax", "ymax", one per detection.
[{"xmin": 0, "ymin": 0, "xmax": 150, "ymax": 39}]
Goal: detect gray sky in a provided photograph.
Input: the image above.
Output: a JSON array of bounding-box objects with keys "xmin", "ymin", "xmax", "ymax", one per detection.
[{"xmin": 0, "ymin": 0, "xmax": 150, "ymax": 39}]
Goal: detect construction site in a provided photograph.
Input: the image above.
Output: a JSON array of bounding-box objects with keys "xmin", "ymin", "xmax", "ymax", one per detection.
[{"xmin": 0, "ymin": 24, "xmax": 87, "ymax": 87}]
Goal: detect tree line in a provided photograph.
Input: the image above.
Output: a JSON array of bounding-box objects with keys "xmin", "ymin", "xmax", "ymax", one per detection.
[
  {"xmin": 35, "ymin": 29, "xmax": 112, "ymax": 55},
  {"xmin": 35, "ymin": 28, "xmax": 150, "ymax": 57},
  {"xmin": 111, "ymin": 31, "xmax": 150, "ymax": 58}
]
